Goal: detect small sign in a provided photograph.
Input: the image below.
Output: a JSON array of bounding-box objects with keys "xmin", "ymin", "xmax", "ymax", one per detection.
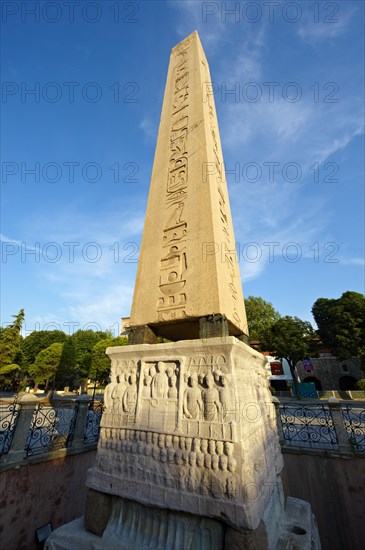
[
  {"xmin": 271, "ymin": 362, "xmax": 283, "ymax": 376},
  {"xmin": 303, "ymin": 359, "xmax": 313, "ymax": 372}
]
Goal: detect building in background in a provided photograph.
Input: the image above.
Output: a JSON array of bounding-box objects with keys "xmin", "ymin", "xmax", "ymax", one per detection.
[{"xmin": 296, "ymin": 355, "xmax": 363, "ymax": 391}]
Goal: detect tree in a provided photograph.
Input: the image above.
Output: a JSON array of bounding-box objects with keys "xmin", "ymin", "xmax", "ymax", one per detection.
[
  {"xmin": 245, "ymin": 296, "xmax": 281, "ymax": 343},
  {"xmin": 0, "ymin": 309, "xmax": 25, "ymax": 387},
  {"xmin": 28, "ymin": 342, "xmax": 64, "ymax": 390},
  {"xmin": 90, "ymin": 337, "xmax": 128, "ymax": 384},
  {"xmin": 70, "ymin": 330, "xmax": 110, "ymax": 380},
  {"xmin": 21, "ymin": 330, "xmax": 68, "ymax": 368},
  {"xmin": 56, "ymin": 338, "xmax": 77, "ymax": 389},
  {"xmin": 312, "ymin": 291, "xmax": 365, "ymax": 363},
  {"xmin": 264, "ymin": 316, "xmax": 315, "ymax": 398}
]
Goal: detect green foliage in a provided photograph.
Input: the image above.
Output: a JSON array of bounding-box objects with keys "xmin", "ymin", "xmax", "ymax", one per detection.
[
  {"xmin": 312, "ymin": 291, "xmax": 365, "ymax": 361},
  {"xmin": 56, "ymin": 337, "xmax": 77, "ymax": 388},
  {"xmin": 0, "ymin": 309, "xmax": 25, "ymax": 385},
  {"xmin": 264, "ymin": 316, "xmax": 315, "ymax": 397},
  {"xmin": 29, "ymin": 342, "xmax": 64, "ymax": 389},
  {"xmin": 355, "ymin": 379, "xmax": 365, "ymax": 391},
  {"xmin": 70, "ymin": 329, "xmax": 110, "ymax": 379},
  {"xmin": 0, "ymin": 363, "xmax": 21, "ymax": 376},
  {"xmin": 21, "ymin": 329, "xmax": 68, "ymax": 368},
  {"xmin": 245, "ymin": 296, "xmax": 281, "ymax": 343},
  {"xmin": 265, "ymin": 316, "xmax": 315, "ymax": 367},
  {"xmin": 90, "ymin": 337, "xmax": 128, "ymax": 383}
]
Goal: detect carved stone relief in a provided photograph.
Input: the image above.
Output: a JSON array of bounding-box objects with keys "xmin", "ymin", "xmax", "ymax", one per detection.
[{"xmin": 92, "ymin": 339, "xmax": 284, "ymax": 531}]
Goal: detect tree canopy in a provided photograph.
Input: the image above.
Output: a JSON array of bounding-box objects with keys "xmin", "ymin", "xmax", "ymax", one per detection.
[
  {"xmin": 312, "ymin": 291, "xmax": 365, "ymax": 362},
  {"xmin": 70, "ymin": 329, "xmax": 110, "ymax": 379},
  {"xmin": 0, "ymin": 309, "xmax": 24, "ymax": 385},
  {"xmin": 28, "ymin": 342, "xmax": 64, "ymax": 390},
  {"xmin": 90, "ymin": 337, "xmax": 128, "ymax": 383},
  {"xmin": 22, "ymin": 329, "xmax": 68, "ymax": 367},
  {"xmin": 245, "ymin": 296, "xmax": 281, "ymax": 342},
  {"xmin": 56, "ymin": 337, "xmax": 77, "ymax": 388}
]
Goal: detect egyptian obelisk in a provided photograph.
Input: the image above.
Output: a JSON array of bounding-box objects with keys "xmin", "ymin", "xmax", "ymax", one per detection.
[
  {"xmin": 45, "ymin": 32, "xmax": 320, "ymax": 550},
  {"xmin": 129, "ymin": 31, "xmax": 248, "ymax": 343}
]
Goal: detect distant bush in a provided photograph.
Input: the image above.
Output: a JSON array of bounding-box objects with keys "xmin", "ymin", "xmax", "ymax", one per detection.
[{"xmin": 355, "ymin": 379, "xmax": 365, "ymax": 390}]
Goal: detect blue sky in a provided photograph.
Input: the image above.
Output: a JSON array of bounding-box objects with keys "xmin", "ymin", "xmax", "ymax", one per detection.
[{"xmin": 1, "ymin": 0, "xmax": 364, "ymax": 335}]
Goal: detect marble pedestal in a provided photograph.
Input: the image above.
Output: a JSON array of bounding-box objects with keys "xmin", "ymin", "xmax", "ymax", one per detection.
[{"xmin": 45, "ymin": 338, "xmax": 320, "ymax": 549}]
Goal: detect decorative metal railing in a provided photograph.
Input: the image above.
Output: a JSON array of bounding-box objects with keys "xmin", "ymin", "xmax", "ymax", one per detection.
[
  {"xmin": 24, "ymin": 402, "xmax": 77, "ymax": 457},
  {"xmin": 341, "ymin": 405, "xmax": 365, "ymax": 453},
  {"xmin": 278, "ymin": 403, "xmax": 339, "ymax": 450},
  {"xmin": 1, "ymin": 397, "xmax": 363, "ymax": 464},
  {"xmin": 84, "ymin": 401, "xmax": 103, "ymax": 443},
  {"xmin": 0, "ymin": 403, "xmax": 21, "ymax": 456}
]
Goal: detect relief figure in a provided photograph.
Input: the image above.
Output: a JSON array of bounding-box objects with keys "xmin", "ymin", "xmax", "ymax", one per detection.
[
  {"xmin": 111, "ymin": 374, "xmax": 125, "ymax": 412},
  {"xmin": 152, "ymin": 362, "xmax": 168, "ymax": 399},
  {"xmin": 104, "ymin": 373, "xmax": 117, "ymax": 411},
  {"xmin": 202, "ymin": 373, "xmax": 221, "ymax": 421},
  {"xmin": 183, "ymin": 373, "xmax": 203, "ymax": 419},
  {"xmin": 122, "ymin": 373, "xmax": 138, "ymax": 414},
  {"xmin": 219, "ymin": 374, "xmax": 235, "ymax": 421}
]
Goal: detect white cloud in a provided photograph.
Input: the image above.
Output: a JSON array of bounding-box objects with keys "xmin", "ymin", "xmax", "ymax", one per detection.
[
  {"xmin": 67, "ymin": 284, "xmax": 134, "ymax": 332},
  {"xmin": 1, "ymin": 233, "xmax": 23, "ymax": 245},
  {"xmin": 298, "ymin": 7, "xmax": 355, "ymax": 42},
  {"xmin": 338, "ymin": 257, "xmax": 365, "ymax": 267},
  {"xmin": 139, "ymin": 117, "xmax": 157, "ymax": 143},
  {"xmin": 169, "ymin": 0, "xmax": 227, "ymax": 50}
]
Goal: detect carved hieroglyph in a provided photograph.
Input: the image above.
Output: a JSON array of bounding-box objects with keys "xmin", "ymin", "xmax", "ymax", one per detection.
[
  {"xmin": 129, "ymin": 31, "xmax": 248, "ymax": 339},
  {"xmin": 87, "ymin": 338, "xmax": 283, "ymax": 531}
]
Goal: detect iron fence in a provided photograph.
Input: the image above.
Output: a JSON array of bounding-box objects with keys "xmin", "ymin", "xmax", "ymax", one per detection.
[
  {"xmin": 24, "ymin": 402, "xmax": 77, "ymax": 457},
  {"xmin": 341, "ymin": 405, "xmax": 365, "ymax": 453},
  {"xmin": 0, "ymin": 403, "xmax": 21, "ymax": 456},
  {"xmin": 84, "ymin": 401, "xmax": 103, "ymax": 444},
  {"xmin": 278, "ymin": 403, "xmax": 339, "ymax": 450}
]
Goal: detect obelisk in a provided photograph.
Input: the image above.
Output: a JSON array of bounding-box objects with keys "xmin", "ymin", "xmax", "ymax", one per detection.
[
  {"xmin": 129, "ymin": 31, "xmax": 248, "ymax": 342},
  {"xmin": 45, "ymin": 32, "xmax": 320, "ymax": 550}
]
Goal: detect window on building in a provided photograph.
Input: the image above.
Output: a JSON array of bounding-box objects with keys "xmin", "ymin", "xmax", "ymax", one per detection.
[{"xmin": 342, "ymin": 364, "xmax": 349, "ymax": 372}]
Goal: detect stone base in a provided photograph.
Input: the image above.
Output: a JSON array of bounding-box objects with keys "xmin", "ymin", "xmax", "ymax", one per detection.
[
  {"xmin": 45, "ymin": 483, "xmax": 320, "ymax": 549},
  {"xmin": 46, "ymin": 500, "xmax": 226, "ymax": 550}
]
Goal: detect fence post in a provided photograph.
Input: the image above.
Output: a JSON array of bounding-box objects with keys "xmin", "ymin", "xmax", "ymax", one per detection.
[
  {"xmin": 327, "ymin": 397, "xmax": 353, "ymax": 456},
  {"xmin": 4, "ymin": 394, "xmax": 38, "ymax": 463},
  {"xmin": 71, "ymin": 394, "xmax": 92, "ymax": 450},
  {"xmin": 272, "ymin": 397, "xmax": 285, "ymax": 447}
]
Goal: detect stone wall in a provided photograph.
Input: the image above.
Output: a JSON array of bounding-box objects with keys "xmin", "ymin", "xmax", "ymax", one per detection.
[
  {"xmin": 296, "ymin": 357, "xmax": 362, "ymax": 391},
  {"xmin": 282, "ymin": 451, "xmax": 364, "ymax": 550},
  {"xmin": 0, "ymin": 450, "xmax": 96, "ymax": 550}
]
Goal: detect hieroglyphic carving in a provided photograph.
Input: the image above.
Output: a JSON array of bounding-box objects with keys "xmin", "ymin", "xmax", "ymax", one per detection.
[
  {"xmin": 157, "ymin": 40, "xmax": 191, "ymax": 322},
  {"xmin": 202, "ymin": 59, "xmax": 243, "ymax": 330}
]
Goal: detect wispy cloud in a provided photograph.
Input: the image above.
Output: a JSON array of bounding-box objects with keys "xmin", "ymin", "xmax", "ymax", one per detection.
[
  {"xmin": 169, "ymin": 0, "xmax": 226, "ymax": 50},
  {"xmin": 4, "ymin": 204, "xmax": 144, "ymax": 330},
  {"xmin": 298, "ymin": 6, "xmax": 355, "ymax": 42},
  {"xmin": 66, "ymin": 284, "xmax": 134, "ymax": 332},
  {"xmin": 139, "ymin": 117, "xmax": 157, "ymax": 143},
  {"xmin": 337, "ymin": 257, "xmax": 365, "ymax": 267}
]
